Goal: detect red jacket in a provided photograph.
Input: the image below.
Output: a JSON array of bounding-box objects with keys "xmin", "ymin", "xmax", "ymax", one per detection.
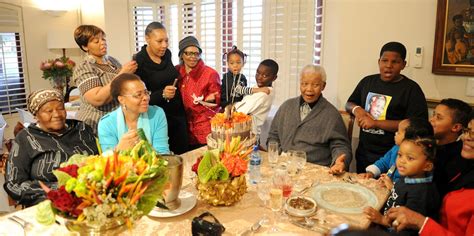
[{"xmin": 176, "ymin": 60, "xmax": 221, "ymax": 145}]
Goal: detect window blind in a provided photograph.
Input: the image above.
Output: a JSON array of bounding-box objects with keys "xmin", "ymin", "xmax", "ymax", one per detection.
[{"xmin": 0, "ymin": 4, "xmax": 27, "ymax": 114}]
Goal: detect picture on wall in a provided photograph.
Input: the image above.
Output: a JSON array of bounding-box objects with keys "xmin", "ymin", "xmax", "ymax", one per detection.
[{"xmin": 433, "ymin": 0, "xmax": 474, "ymax": 76}]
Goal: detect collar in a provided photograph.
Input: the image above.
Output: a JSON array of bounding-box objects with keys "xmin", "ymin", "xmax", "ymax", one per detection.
[
  {"xmin": 404, "ymin": 175, "xmax": 433, "ymax": 184},
  {"xmin": 299, "ymin": 96, "xmax": 319, "ymax": 109}
]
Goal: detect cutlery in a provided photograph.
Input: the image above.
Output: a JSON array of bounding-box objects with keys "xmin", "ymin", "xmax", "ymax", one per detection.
[
  {"xmin": 387, "ymin": 165, "xmax": 396, "ymax": 178},
  {"xmin": 241, "ymin": 218, "xmax": 263, "ymax": 236},
  {"xmin": 289, "ymin": 218, "xmax": 327, "ymax": 233},
  {"xmin": 8, "ymin": 216, "xmax": 31, "ymax": 236},
  {"xmin": 299, "ymin": 181, "xmax": 318, "ymax": 195}
]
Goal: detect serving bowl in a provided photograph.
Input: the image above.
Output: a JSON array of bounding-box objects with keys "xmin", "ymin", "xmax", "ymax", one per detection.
[{"xmin": 285, "ymin": 196, "xmax": 317, "ymax": 217}]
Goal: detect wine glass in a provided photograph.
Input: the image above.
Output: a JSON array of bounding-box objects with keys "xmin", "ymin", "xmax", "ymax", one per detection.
[
  {"xmin": 267, "ymin": 141, "xmax": 279, "ymax": 167},
  {"xmin": 286, "ymin": 150, "xmax": 298, "ymax": 177},
  {"xmin": 257, "ymin": 178, "xmax": 271, "ymax": 224},
  {"xmin": 269, "ymin": 185, "xmax": 283, "ymax": 232},
  {"xmin": 294, "ymin": 150, "xmax": 307, "ymax": 174}
]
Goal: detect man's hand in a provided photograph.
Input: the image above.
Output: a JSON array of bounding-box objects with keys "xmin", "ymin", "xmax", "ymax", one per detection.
[{"xmin": 329, "ymin": 154, "xmax": 346, "ymax": 175}]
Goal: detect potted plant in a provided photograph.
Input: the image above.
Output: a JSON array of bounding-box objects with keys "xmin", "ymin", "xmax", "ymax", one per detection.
[{"xmin": 40, "ymin": 56, "xmax": 75, "ymax": 94}]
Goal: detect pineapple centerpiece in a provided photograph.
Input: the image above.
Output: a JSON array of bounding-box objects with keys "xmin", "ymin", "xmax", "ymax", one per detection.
[{"xmin": 192, "ymin": 136, "xmax": 253, "ymax": 206}]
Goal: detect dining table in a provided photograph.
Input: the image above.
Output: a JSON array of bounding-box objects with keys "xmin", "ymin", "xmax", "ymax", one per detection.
[{"xmin": 0, "ymin": 146, "xmax": 390, "ymax": 235}]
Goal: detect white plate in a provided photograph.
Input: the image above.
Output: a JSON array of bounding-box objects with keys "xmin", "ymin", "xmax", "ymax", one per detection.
[
  {"xmin": 310, "ymin": 182, "xmax": 378, "ymax": 214},
  {"xmin": 148, "ymin": 191, "xmax": 197, "ymax": 218}
]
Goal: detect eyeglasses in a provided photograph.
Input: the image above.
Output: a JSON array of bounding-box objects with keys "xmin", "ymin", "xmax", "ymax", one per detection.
[
  {"xmin": 462, "ymin": 127, "xmax": 474, "ymax": 139},
  {"xmin": 122, "ymin": 90, "xmax": 151, "ymax": 100},
  {"xmin": 300, "ymin": 82, "xmax": 324, "ymax": 89},
  {"xmin": 183, "ymin": 51, "xmax": 201, "ymax": 57}
]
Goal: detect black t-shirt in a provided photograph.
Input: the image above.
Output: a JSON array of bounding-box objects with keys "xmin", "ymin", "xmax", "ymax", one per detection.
[
  {"xmin": 220, "ymin": 71, "xmax": 248, "ymax": 109},
  {"xmin": 135, "ymin": 46, "xmax": 185, "ymax": 117},
  {"xmin": 347, "ymin": 74, "xmax": 428, "ymax": 155}
]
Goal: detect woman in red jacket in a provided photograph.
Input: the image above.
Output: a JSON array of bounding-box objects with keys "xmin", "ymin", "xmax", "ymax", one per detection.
[
  {"xmin": 386, "ymin": 111, "xmax": 474, "ymax": 236},
  {"xmin": 176, "ymin": 36, "xmax": 220, "ymax": 149}
]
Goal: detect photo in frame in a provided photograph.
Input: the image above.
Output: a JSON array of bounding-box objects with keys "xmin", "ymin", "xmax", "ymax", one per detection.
[{"xmin": 433, "ymin": 0, "xmax": 474, "ymax": 75}]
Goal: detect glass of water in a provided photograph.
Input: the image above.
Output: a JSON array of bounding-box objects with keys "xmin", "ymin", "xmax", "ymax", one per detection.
[
  {"xmin": 294, "ymin": 150, "xmax": 307, "ymax": 173},
  {"xmin": 257, "ymin": 178, "xmax": 272, "ymax": 224},
  {"xmin": 268, "ymin": 141, "xmax": 279, "ymax": 167}
]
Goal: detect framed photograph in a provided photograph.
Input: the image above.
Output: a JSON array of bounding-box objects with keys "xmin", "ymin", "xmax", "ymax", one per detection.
[{"xmin": 432, "ymin": 0, "xmax": 474, "ymax": 76}]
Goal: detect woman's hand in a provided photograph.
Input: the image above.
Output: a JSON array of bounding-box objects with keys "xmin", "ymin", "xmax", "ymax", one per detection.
[
  {"xmin": 119, "ymin": 61, "xmax": 138, "ymax": 74},
  {"xmin": 387, "ymin": 206, "xmax": 426, "ymax": 232},
  {"xmin": 163, "ymin": 85, "xmax": 177, "ymax": 100},
  {"xmin": 116, "ymin": 129, "xmax": 139, "ymax": 151},
  {"xmin": 204, "ymin": 92, "xmax": 219, "ymax": 103}
]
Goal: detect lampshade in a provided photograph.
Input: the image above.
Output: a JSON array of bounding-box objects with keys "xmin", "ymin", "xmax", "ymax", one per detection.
[{"xmin": 47, "ymin": 30, "xmax": 76, "ymax": 50}]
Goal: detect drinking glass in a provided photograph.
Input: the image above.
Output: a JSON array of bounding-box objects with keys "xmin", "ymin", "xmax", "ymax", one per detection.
[
  {"xmin": 286, "ymin": 150, "xmax": 298, "ymax": 177},
  {"xmin": 294, "ymin": 150, "xmax": 307, "ymax": 173},
  {"xmin": 269, "ymin": 186, "xmax": 283, "ymax": 232},
  {"xmin": 257, "ymin": 178, "xmax": 272, "ymax": 224},
  {"xmin": 273, "ymin": 166, "xmax": 293, "ymax": 198},
  {"xmin": 268, "ymin": 141, "xmax": 279, "ymax": 167}
]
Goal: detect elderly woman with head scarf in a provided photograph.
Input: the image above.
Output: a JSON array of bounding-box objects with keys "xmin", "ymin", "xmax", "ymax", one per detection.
[
  {"xmin": 4, "ymin": 89, "xmax": 99, "ymax": 207},
  {"xmin": 97, "ymin": 73, "xmax": 170, "ymax": 154},
  {"xmin": 176, "ymin": 36, "xmax": 221, "ymax": 149},
  {"xmin": 72, "ymin": 25, "xmax": 137, "ymax": 134}
]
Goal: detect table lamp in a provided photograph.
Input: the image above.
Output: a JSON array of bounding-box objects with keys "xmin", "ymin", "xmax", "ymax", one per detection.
[{"xmin": 47, "ymin": 29, "xmax": 76, "ymax": 58}]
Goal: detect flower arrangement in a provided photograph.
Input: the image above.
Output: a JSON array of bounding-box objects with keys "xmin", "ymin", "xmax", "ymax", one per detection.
[
  {"xmin": 40, "ymin": 56, "xmax": 75, "ymax": 80},
  {"xmin": 192, "ymin": 136, "xmax": 252, "ymax": 206},
  {"xmin": 37, "ymin": 135, "xmax": 168, "ymax": 230}
]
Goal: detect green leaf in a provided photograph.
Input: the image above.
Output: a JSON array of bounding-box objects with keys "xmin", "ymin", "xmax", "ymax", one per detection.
[
  {"xmin": 53, "ymin": 169, "xmax": 73, "ymax": 187},
  {"xmin": 138, "ymin": 175, "xmax": 169, "ymax": 215},
  {"xmin": 198, "ymin": 151, "xmax": 213, "ymax": 183},
  {"xmin": 60, "ymin": 154, "xmax": 89, "ymax": 167}
]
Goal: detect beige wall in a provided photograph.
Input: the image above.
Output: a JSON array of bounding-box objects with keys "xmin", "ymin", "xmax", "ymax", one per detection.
[
  {"xmin": 3, "ymin": 0, "xmax": 474, "ymax": 140},
  {"xmin": 322, "ymin": 0, "xmax": 474, "ymax": 109}
]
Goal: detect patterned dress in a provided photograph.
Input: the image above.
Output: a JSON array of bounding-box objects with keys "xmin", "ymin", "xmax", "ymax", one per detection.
[
  {"xmin": 72, "ymin": 55, "xmax": 121, "ymax": 134},
  {"xmin": 3, "ymin": 120, "xmax": 98, "ymax": 206}
]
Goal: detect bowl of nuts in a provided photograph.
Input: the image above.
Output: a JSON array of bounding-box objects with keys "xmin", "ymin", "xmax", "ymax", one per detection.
[{"xmin": 285, "ymin": 196, "xmax": 317, "ymax": 217}]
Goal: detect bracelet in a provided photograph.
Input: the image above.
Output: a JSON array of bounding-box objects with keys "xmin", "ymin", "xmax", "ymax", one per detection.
[{"xmin": 351, "ymin": 105, "xmax": 361, "ymax": 115}]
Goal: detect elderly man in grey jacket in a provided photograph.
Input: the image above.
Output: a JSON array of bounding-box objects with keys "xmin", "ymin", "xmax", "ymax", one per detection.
[{"xmin": 267, "ymin": 64, "xmax": 352, "ymax": 174}]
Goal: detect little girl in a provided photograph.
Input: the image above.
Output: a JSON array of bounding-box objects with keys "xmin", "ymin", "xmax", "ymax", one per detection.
[
  {"xmin": 364, "ymin": 135, "xmax": 440, "ymax": 235},
  {"xmin": 220, "ymin": 46, "xmax": 269, "ymax": 109},
  {"xmin": 361, "ymin": 117, "xmax": 433, "ymax": 183}
]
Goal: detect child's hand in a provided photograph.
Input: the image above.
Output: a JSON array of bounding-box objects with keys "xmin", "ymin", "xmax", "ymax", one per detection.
[
  {"xmin": 358, "ymin": 172, "xmax": 374, "ymax": 179},
  {"xmin": 204, "ymin": 92, "xmax": 219, "ymax": 103},
  {"xmin": 253, "ymin": 87, "xmax": 270, "ymax": 94},
  {"xmin": 357, "ymin": 114, "xmax": 377, "ymax": 129},
  {"xmin": 379, "ymin": 174, "xmax": 394, "ymax": 189},
  {"xmin": 364, "ymin": 207, "xmax": 390, "ymax": 227}
]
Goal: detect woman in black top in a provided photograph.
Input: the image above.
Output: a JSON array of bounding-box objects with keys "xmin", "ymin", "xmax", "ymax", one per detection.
[{"xmin": 134, "ymin": 22, "xmax": 188, "ymax": 154}]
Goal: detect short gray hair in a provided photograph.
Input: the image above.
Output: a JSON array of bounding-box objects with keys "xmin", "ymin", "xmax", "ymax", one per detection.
[{"xmin": 300, "ymin": 64, "xmax": 327, "ymax": 83}]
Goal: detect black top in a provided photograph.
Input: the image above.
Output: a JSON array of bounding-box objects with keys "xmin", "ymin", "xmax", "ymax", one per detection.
[
  {"xmin": 135, "ymin": 46, "xmax": 185, "ymax": 117},
  {"xmin": 383, "ymin": 177, "xmax": 440, "ymax": 236},
  {"xmin": 347, "ymin": 74, "xmax": 428, "ymax": 156},
  {"xmin": 434, "ymin": 140, "xmax": 474, "ymax": 197},
  {"xmin": 220, "ymin": 71, "xmax": 248, "ymax": 109},
  {"xmin": 3, "ymin": 120, "xmax": 98, "ymax": 206}
]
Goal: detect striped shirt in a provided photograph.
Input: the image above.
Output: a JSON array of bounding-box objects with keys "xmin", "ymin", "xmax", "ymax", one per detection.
[{"xmin": 72, "ymin": 55, "xmax": 121, "ymax": 134}]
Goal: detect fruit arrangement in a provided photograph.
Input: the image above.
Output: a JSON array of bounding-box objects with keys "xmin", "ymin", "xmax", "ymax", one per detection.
[
  {"xmin": 192, "ymin": 136, "xmax": 252, "ymax": 206},
  {"xmin": 37, "ymin": 131, "xmax": 168, "ymax": 229}
]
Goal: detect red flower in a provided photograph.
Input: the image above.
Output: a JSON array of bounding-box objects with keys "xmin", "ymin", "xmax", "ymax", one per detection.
[
  {"xmin": 47, "ymin": 186, "xmax": 83, "ymax": 217},
  {"xmin": 192, "ymin": 156, "xmax": 202, "ymax": 174},
  {"xmin": 57, "ymin": 164, "xmax": 79, "ymax": 178}
]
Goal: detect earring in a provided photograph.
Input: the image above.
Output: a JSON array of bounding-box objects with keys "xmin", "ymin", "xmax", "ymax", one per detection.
[{"xmin": 123, "ymin": 105, "xmax": 127, "ymax": 111}]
